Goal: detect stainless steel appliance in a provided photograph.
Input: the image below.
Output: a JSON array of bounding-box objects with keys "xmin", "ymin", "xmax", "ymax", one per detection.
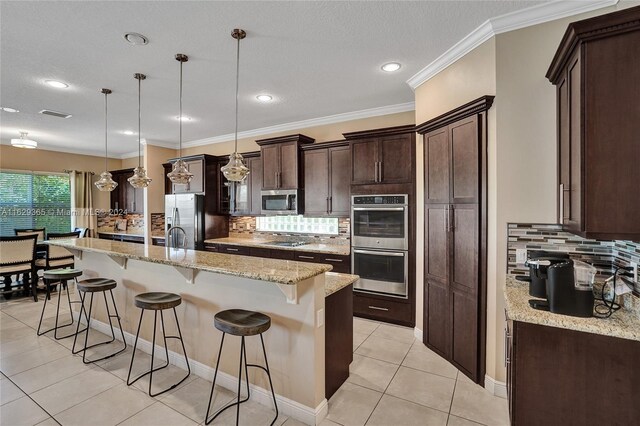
[
  {"xmin": 351, "ymin": 195, "xmax": 408, "ymax": 250},
  {"xmin": 261, "ymin": 189, "xmax": 301, "ymax": 215},
  {"xmin": 164, "ymin": 194, "xmax": 204, "ymax": 250},
  {"xmin": 351, "ymin": 194, "xmax": 409, "ymax": 298}
]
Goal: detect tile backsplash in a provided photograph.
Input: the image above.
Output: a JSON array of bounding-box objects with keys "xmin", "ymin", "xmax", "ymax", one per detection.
[
  {"xmin": 150, "ymin": 213, "xmax": 165, "ymax": 235},
  {"xmin": 507, "ymin": 223, "xmax": 639, "ymax": 293},
  {"xmin": 97, "ymin": 212, "xmax": 145, "ymax": 233},
  {"xmin": 230, "ymin": 216, "xmax": 350, "ymax": 241}
]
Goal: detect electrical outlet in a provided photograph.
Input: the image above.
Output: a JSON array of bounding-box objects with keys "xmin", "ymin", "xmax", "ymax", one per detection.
[
  {"xmin": 316, "ymin": 308, "xmax": 324, "ymax": 328},
  {"xmin": 516, "ymin": 249, "xmax": 527, "ymax": 265},
  {"xmin": 632, "ymin": 262, "xmax": 638, "ymax": 282}
]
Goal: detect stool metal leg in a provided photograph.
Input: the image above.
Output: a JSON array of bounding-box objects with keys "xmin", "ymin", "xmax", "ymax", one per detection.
[
  {"xmin": 72, "ymin": 289, "xmax": 127, "ymax": 363},
  {"xmin": 127, "ymin": 307, "xmax": 190, "ymax": 397},
  {"xmin": 205, "ymin": 333, "xmax": 251, "ymax": 425},
  {"xmin": 259, "ymin": 333, "xmax": 279, "ymax": 426}
]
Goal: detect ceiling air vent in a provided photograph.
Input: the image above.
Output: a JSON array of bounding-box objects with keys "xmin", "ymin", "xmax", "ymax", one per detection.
[{"xmin": 39, "ymin": 109, "xmax": 72, "ymax": 119}]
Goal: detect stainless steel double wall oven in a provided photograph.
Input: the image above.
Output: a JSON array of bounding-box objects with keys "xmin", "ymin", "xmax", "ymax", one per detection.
[{"xmin": 351, "ymin": 194, "xmax": 409, "ymax": 298}]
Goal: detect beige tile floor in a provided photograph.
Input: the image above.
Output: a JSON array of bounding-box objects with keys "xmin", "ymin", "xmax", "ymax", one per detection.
[{"xmin": 0, "ymin": 290, "xmax": 508, "ymax": 426}]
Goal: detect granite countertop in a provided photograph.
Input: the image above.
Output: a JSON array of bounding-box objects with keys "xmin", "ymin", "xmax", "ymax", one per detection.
[
  {"xmin": 203, "ymin": 237, "xmax": 350, "ymax": 256},
  {"xmin": 504, "ymin": 276, "xmax": 640, "ymax": 342},
  {"xmin": 325, "ymin": 272, "xmax": 359, "ymax": 297},
  {"xmin": 47, "ymin": 238, "xmax": 332, "ymax": 286},
  {"xmin": 97, "ymin": 230, "xmax": 144, "ymax": 237}
]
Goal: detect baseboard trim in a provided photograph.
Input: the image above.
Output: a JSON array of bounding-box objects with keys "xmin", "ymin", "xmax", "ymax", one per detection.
[
  {"xmin": 74, "ymin": 313, "xmax": 326, "ymax": 425},
  {"xmin": 484, "ymin": 374, "xmax": 507, "ymax": 399},
  {"xmin": 413, "ymin": 327, "xmax": 423, "ymax": 341}
]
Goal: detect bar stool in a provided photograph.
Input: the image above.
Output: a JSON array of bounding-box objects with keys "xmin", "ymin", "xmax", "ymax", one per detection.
[
  {"xmin": 127, "ymin": 292, "xmax": 190, "ymax": 397},
  {"xmin": 37, "ymin": 268, "xmax": 83, "ymax": 339},
  {"xmin": 205, "ymin": 309, "xmax": 278, "ymax": 426},
  {"xmin": 71, "ymin": 278, "xmax": 127, "ymax": 364}
]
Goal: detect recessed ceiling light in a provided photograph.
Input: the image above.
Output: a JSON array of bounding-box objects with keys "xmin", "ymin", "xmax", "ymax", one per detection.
[
  {"xmin": 123, "ymin": 130, "xmax": 136, "ymax": 135},
  {"xmin": 45, "ymin": 80, "xmax": 69, "ymax": 89},
  {"xmin": 1, "ymin": 107, "xmax": 19, "ymax": 113},
  {"xmin": 256, "ymin": 94, "xmax": 273, "ymax": 102},
  {"xmin": 381, "ymin": 62, "xmax": 401, "ymax": 72},
  {"xmin": 124, "ymin": 32, "xmax": 149, "ymax": 45},
  {"xmin": 175, "ymin": 115, "xmax": 192, "ymax": 122}
]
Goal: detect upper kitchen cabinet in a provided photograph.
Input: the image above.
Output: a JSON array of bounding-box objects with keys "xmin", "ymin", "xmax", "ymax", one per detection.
[
  {"xmin": 218, "ymin": 151, "xmax": 262, "ymax": 216},
  {"xmin": 109, "ymin": 168, "xmax": 143, "ymax": 213},
  {"xmin": 302, "ymin": 141, "xmax": 350, "ymax": 217},
  {"xmin": 163, "ymin": 155, "xmax": 215, "ymax": 195},
  {"xmin": 256, "ymin": 134, "xmax": 314, "ymax": 190},
  {"xmin": 547, "ymin": 6, "xmax": 640, "ymax": 241},
  {"xmin": 343, "ymin": 125, "xmax": 416, "ymax": 185}
]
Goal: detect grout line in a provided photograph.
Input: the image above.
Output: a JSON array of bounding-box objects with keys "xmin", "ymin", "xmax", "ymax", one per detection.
[{"xmin": 1, "ymin": 374, "xmax": 62, "ymax": 425}]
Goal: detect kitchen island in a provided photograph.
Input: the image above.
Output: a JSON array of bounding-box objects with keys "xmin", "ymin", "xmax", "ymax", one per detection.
[{"xmin": 47, "ymin": 238, "xmax": 357, "ymax": 425}]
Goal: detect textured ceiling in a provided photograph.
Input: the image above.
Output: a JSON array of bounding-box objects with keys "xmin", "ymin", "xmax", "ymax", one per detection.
[{"xmin": 0, "ymin": 1, "xmax": 545, "ymax": 156}]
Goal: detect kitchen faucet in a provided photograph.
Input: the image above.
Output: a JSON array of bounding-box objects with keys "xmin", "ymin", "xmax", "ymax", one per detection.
[{"xmin": 166, "ymin": 225, "xmax": 187, "ymax": 249}]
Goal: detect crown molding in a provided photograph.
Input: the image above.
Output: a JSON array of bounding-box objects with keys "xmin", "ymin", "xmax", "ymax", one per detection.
[
  {"xmin": 119, "ymin": 151, "xmax": 139, "ymax": 159},
  {"xmin": 406, "ymin": 0, "xmax": 619, "ymax": 90},
  {"xmin": 182, "ymin": 101, "xmax": 415, "ymax": 148}
]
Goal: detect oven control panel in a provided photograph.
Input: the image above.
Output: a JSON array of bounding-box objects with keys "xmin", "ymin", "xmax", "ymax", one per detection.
[{"xmin": 352, "ymin": 194, "xmax": 407, "ymax": 205}]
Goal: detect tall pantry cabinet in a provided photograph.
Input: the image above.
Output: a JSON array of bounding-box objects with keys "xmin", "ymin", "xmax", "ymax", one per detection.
[{"xmin": 417, "ymin": 96, "xmax": 493, "ymax": 384}]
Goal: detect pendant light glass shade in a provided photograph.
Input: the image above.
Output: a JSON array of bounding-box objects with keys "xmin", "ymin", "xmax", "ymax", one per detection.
[
  {"xmin": 11, "ymin": 132, "xmax": 37, "ymax": 149},
  {"xmin": 128, "ymin": 73, "xmax": 152, "ymax": 188},
  {"xmin": 167, "ymin": 53, "xmax": 193, "ymax": 185},
  {"xmin": 95, "ymin": 88, "xmax": 118, "ymax": 192},
  {"xmin": 221, "ymin": 28, "xmax": 250, "ymax": 182}
]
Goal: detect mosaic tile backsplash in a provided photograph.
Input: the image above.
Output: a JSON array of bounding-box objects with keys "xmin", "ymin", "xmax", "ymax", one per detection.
[
  {"xmin": 97, "ymin": 212, "xmax": 145, "ymax": 233},
  {"xmin": 507, "ymin": 223, "xmax": 640, "ymax": 294},
  {"xmin": 150, "ymin": 213, "xmax": 165, "ymax": 236},
  {"xmin": 230, "ymin": 216, "xmax": 350, "ymax": 241}
]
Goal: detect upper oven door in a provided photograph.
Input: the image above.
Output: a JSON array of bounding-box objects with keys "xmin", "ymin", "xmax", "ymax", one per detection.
[{"xmin": 351, "ymin": 206, "xmax": 408, "ymax": 250}]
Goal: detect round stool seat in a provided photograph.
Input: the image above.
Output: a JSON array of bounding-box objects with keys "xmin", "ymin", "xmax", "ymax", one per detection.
[
  {"xmin": 134, "ymin": 292, "xmax": 181, "ymax": 310},
  {"xmin": 43, "ymin": 268, "xmax": 82, "ymax": 281},
  {"xmin": 214, "ymin": 309, "xmax": 271, "ymax": 336},
  {"xmin": 76, "ymin": 278, "xmax": 117, "ymax": 293}
]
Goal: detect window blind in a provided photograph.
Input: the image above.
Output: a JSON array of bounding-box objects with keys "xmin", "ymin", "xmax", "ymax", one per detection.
[{"xmin": 0, "ymin": 171, "xmax": 71, "ymax": 236}]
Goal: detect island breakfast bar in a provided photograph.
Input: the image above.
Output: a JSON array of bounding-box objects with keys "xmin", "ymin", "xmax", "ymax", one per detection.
[{"xmin": 46, "ymin": 238, "xmax": 356, "ymax": 425}]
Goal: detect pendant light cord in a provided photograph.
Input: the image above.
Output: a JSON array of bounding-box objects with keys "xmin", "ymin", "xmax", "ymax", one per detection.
[
  {"xmin": 234, "ymin": 33, "xmax": 240, "ymax": 153},
  {"xmin": 138, "ymin": 76, "xmax": 141, "ymax": 167},
  {"xmin": 104, "ymin": 91, "xmax": 108, "ymax": 172},
  {"xmin": 179, "ymin": 59, "xmax": 183, "ymax": 158}
]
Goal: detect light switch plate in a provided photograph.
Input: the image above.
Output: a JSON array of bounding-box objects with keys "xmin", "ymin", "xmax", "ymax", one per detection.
[
  {"xmin": 516, "ymin": 249, "xmax": 527, "ymax": 265},
  {"xmin": 316, "ymin": 308, "xmax": 324, "ymax": 328}
]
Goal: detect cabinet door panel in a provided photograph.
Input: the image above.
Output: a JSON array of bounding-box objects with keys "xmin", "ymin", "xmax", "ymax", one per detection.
[
  {"xmin": 424, "ymin": 279, "xmax": 449, "ymax": 357},
  {"xmin": 329, "ymin": 146, "xmax": 350, "ymax": 216},
  {"xmin": 350, "ymin": 139, "xmax": 377, "ymax": 184},
  {"xmin": 558, "ymin": 75, "xmax": 571, "ymax": 225},
  {"xmin": 249, "ymin": 157, "xmax": 262, "ymax": 215},
  {"xmin": 187, "ymin": 160, "xmax": 204, "ymax": 193},
  {"xmin": 450, "ymin": 116, "xmax": 479, "ymax": 203},
  {"xmin": 450, "ymin": 204, "xmax": 478, "ymax": 295},
  {"xmin": 279, "ymin": 142, "xmax": 298, "ymax": 189},
  {"xmin": 380, "ymin": 134, "xmax": 412, "ymax": 183},
  {"xmin": 304, "ymin": 149, "xmax": 329, "ymax": 215},
  {"xmin": 424, "ymin": 204, "xmax": 448, "ymax": 281},
  {"xmin": 568, "ymin": 53, "xmax": 582, "ymax": 231},
  {"xmin": 452, "ymin": 289, "xmax": 478, "ymax": 380},
  {"xmin": 424, "ymin": 128, "xmax": 449, "ymax": 204},
  {"xmin": 261, "ymin": 145, "xmax": 279, "ymax": 190}
]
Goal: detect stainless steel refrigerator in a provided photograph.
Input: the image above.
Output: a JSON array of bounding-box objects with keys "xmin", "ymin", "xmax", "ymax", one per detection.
[{"xmin": 164, "ymin": 194, "xmax": 204, "ymax": 250}]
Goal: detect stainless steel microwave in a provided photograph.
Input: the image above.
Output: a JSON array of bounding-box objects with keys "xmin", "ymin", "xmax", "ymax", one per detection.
[{"xmin": 261, "ymin": 189, "xmax": 302, "ymax": 215}]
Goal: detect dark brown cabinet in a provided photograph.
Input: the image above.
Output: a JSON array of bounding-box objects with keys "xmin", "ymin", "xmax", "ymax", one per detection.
[
  {"xmin": 219, "ymin": 151, "xmax": 261, "ymax": 216},
  {"xmin": 343, "ymin": 125, "xmax": 415, "ymax": 185},
  {"xmin": 506, "ymin": 319, "xmax": 640, "ymax": 425},
  {"xmin": 547, "ymin": 6, "xmax": 640, "ymax": 241},
  {"xmin": 302, "ymin": 141, "xmax": 350, "ymax": 217},
  {"xmin": 256, "ymin": 134, "xmax": 314, "ymax": 190},
  {"xmin": 293, "ymin": 252, "xmax": 350, "ymax": 273},
  {"xmin": 109, "ymin": 168, "xmax": 143, "ymax": 213},
  {"xmin": 418, "ymin": 96, "xmax": 493, "ymax": 384}
]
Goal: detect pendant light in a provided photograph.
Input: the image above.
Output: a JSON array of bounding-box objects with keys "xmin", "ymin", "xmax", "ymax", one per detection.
[
  {"xmin": 128, "ymin": 73, "xmax": 152, "ymax": 188},
  {"xmin": 94, "ymin": 88, "xmax": 118, "ymax": 192},
  {"xmin": 220, "ymin": 29, "xmax": 250, "ymax": 182},
  {"xmin": 167, "ymin": 53, "xmax": 193, "ymax": 184},
  {"xmin": 11, "ymin": 132, "xmax": 37, "ymax": 149}
]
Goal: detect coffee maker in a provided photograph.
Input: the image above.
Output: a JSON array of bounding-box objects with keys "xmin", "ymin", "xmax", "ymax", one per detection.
[
  {"xmin": 532, "ymin": 259, "xmax": 596, "ymax": 318},
  {"xmin": 517, "ymin": 251, "xmax": 570, "ymax": 298}
]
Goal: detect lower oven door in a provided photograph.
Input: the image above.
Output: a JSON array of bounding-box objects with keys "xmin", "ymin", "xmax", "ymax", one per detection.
[{"xmin": 352, "ymin": 248, "xmax": 408, "ymax": 298}]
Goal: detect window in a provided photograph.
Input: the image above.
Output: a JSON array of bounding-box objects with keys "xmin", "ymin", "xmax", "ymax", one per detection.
[{"xmin": 0, "ymin": 171, "xmax": 71, "ymax": 236}]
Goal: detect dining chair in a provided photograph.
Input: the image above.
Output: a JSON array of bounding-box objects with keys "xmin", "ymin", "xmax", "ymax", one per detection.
[
  {"xmin": 14, "ymin": 228, "xmax": 46, "ymax": 241},
  {"xmin": 73, "ymin": 227, "xmax": 88, "ymax": 238},
  {"xmin": 0, "ymin": 235, "xmax": 38, "ymax": 301},
  {"xmin": 36, "ymin": 231, "xmax": 81, "ymax": 271}
]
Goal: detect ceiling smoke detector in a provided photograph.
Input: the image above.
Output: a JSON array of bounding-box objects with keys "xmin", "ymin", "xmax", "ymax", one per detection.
[
  {"xmin": 39, "ymin": 109, "xmax": 72, "ymax": 119},
  {"xmin": 124, "ymin": 32, "xmax": 149, "ymax": 45}
]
